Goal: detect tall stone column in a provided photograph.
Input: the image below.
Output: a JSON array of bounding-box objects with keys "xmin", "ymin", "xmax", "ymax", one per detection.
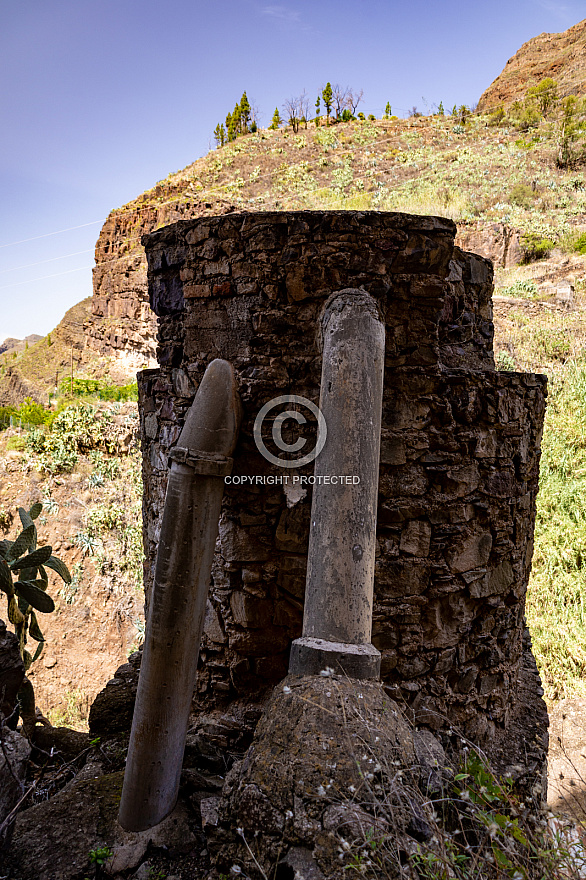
[{"xmin": 289, "ymin": 290, "xmax": 385, "ymax": 680}]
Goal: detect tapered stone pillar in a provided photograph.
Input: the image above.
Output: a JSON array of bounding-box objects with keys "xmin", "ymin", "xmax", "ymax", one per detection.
[
  {"xmin": 119, "ymin": 359, "xmax": 241, "ymax": 831},
  {"xmin": 289, "ymin": 290, "xmax": 385, "ymax": 680}
]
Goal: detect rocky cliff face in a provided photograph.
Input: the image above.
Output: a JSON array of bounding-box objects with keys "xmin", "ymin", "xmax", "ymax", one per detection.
[
  {"xmin": 0, "ymin": 336, "xmax": 43, "ymax": 357},
  {"xmin": 478, "ymin": 18, "xmax": 586, "ymax": 111},
  {"xmin": 0, "ymin": 299, "xmax": 91, "ymax": 406},
  {"xmin": 87, "ymin": 190, "xmax": 236, "ymax": 369}
]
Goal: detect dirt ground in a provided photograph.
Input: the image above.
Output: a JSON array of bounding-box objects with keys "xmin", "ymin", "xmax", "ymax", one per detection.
[{"xmin": 548, "ymin": 698, "xmax": 586, "ymax": 821}]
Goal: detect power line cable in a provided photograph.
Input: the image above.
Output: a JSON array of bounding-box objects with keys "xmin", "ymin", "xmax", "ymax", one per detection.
[
  {"xmin": 0, "ymin": 220, "xmax": 104, "ymax": 249},
  {"xmin": 0, "ymin": 265, "xmax": 93, "ymax": 291},
  {"xmin": 0, "ymin": 249, "xmax": 94, "ymax": 275}
]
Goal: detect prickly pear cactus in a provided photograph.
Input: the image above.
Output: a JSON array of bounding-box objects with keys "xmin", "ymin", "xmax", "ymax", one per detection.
[{"xmin": 0, "ymin": 502, "xmax": 71, "ymax": 732}]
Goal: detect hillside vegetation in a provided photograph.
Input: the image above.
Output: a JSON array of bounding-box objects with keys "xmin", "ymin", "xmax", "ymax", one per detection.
[
  {"xmin": 0, "ymin": 387, "xmax": 142, "ymax": 727},
  {"xmin": 118, "ymin": 109, "xmax": 585, "ymax": 229}
]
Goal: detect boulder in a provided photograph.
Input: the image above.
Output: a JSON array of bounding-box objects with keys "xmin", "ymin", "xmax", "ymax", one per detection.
[
  {"xmin": 456, "ymin": 222, "xmax": 521, "ymax": 268},
  {"xmin": 88, "ymin": 651, "xmax": 141, "ymax": 735},
  {"xmin": 210, "ymin": 674, "xmax": 449, "ymax": 879},
  {"xmin": 5, "ymin": 769, "xmax": 198, "ymax": 880},
  {"xmin": 0, "ymin": 727, "xmax": 31, "ymax": 850}
]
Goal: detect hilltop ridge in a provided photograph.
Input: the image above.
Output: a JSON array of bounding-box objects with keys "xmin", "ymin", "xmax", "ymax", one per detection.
[
  {"xmin": 478, "ymin": 18, "xmax": 586, "ymax": 111},
  {"xmin": 0, "ymin": 335, "xmax": 43, "ymax": 357}
]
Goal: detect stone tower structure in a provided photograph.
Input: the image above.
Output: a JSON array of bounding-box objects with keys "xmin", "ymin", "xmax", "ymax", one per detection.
[{"xmin": 137, "ymin": 211, "xmax": 548, "ymax": 783}]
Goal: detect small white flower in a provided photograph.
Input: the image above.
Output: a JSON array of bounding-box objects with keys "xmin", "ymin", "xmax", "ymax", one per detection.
[
  {"xmin": 374, "ymin": 736, "xmax": 380, "ymax": 743},
  {"xmin": 374, "ymin": 763, "xmax": 381, "ymax": 773},
  {"xmin": 357, "ymin": 693, "xmax": 363, "ymax": 699},
  {"xmin": 348, "ymin": 784, "xmax": 356, "ymax": 793},
  {"xmin": 283, "ymin": 685, "xmax": 292, "ymax": 694},
  {"xmin": 236, "ymin": 826, "xmax": 244, "ymax": 836},
  {"xmin": 317, "ymin": 784, "xmax": 327, "ymax": 796},
  {"xmin": 320, "ymin": 667, "xmax": 335, "ymax": 677},
  {"xmin": 340, "ymin": 837, "xmax": 351, "ymax": 851},
  {"xmin": 285, "ymin": 809, "xmax": 293, "ymax": 819}
]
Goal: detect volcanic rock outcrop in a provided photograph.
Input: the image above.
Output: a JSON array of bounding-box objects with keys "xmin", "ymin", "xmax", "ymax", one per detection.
[{"xmin": 478, "ymin": 17, "xmax": 586, "ymax": 111}]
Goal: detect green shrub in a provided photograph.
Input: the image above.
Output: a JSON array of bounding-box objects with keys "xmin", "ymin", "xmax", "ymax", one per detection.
[
  {"xmin": 0, "ymin": 406, "xmax": 17, "ymax": 429},
  {"xmin": 573, "ymin": 232, "xmax": 586, "ymax": 255},
  {"xmin": 512, "ymin": 104, "xmax": 541, "ymax": 131},
  {"xmin": 521, "ymin": 233, "xmax": 555, "ymax": 263},
  {"xmin": 499, "ymin": 279, "xmax": 538, "ymax": 299},
  {"xmin": 514, "ymin": 134, "xmax": 541, "ymax": 149},
  {"xmin": 6, "ymin": 436, "xmax": 26, "ymax": 452},
  {"xmin": 487, "ymin": 104, "xmax": 506, "ymax": 126},
  {"xmin": 58, "ymin": 377, "xmax": 138, "ymax": 402},
  {"xmin": 87, "ymin": 504, "xmax": 126, "ymax": 535},
  {"xmin": 495, "ymin": 350, "xmax": 516, "ymax": 371},
  {"xmin": 510, "ymin": 183, "xmax": 535, "ymax": 208},
  {"xmin": 534, "ymin": 327, "xmax": 571, "ymax": 361},
  {"xmin": 20, "ymin": 399, "xmax": 50, "ymax": 427}
]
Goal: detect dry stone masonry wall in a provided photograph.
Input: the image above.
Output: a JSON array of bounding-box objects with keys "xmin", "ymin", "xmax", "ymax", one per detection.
[{"xmin": 137, "ymin": 210, "xmax": 547, "ymax": 772}]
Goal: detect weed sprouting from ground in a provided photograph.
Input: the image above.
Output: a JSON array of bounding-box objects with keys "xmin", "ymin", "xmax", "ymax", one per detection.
[
  {"xmin": 46, "ymin": 688, "xmax": 89, "ymax": 730},
  {"xmin": 333, "ymin": 696, "xmax": 575, "ymax": 880},
  {"xmin": 227, "ymin": 683, "xmax": 586, "ymax": 880},
  {"xmin": 58, "ymin": 562, "xmax": 83, "ymax": 604}
]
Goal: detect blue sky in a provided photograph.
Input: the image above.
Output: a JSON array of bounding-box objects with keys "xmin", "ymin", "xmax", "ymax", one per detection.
[{"xmin": 1, "ymin": 0, "xmax": 584, "ymax": 342}]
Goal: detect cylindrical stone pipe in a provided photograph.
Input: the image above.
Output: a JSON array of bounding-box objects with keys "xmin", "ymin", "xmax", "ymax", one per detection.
[
  {"xmin": 289, "ymin": 290, "xmax": 385, "ymax": 680},
  {"xmin": 118, "ymin": 359, "xmax": 241, "ymax": 831}
]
